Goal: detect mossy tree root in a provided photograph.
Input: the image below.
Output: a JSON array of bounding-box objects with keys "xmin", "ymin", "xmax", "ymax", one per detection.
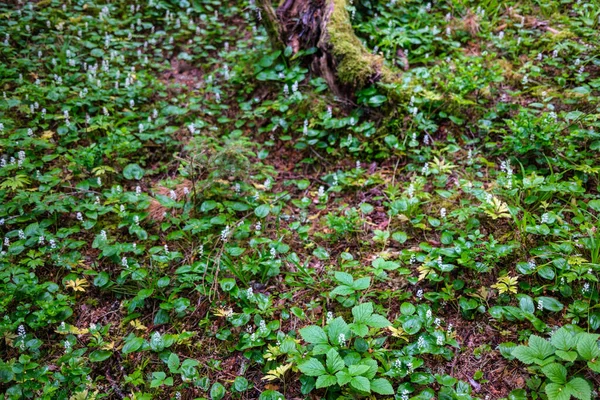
[{"xmin": 256, "ymin": 0, "xmax": 400, "ymax": 99}]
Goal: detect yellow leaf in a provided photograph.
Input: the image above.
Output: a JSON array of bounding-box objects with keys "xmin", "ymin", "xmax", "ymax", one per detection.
[
  {"xmin": 262, "ymin": 363, "xmax": 292, "ymax": 381},
  {"xmin": 65, "ymin": 278, "xmax": 88, "ymax": 292},
  {"xmin": 129, "ymin": 319, "xmax": 147, "ymax": 331}
]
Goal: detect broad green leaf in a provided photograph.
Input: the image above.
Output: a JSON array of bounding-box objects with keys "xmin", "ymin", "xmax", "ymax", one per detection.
[
  {"xmin": 551, "ymin": 327, "xmax": 575, "ymax": 351},
  {"xmin": 334, "ymin": 271, "xmax": 354, "ymax": 285},
  {"xmin": 89, "ymin": 350, "xmax": 112, "ymax": 362},
  {"xmin": 541, "ymin": 363, "xmax": 567, "ymax": 384},
  {"xmin": 316, "ymin": 374, "xmax": 337, "ymax": 389},
  {"xmin": 365, "ymin": 314, "xmax": 391, "ymax": 328},
  {"xmin": 330, "ymin": 285, "xmax": 355, "ymax": 296},
  {"xmin": 352, "ymin": 277, "xmax": 371, "ymax": 290},
  {"xmin": 535, "ymin": 297, "xmax": 563, "ymax": 312},
  {"xmin": 326, "ymin": 348, "xmax": 344, "ymax": 373},
  {"xmin": 167, "ymin": 353, "xmax": 180, "ymax": 372},
  {"xmin": 210, "ymin": 382, "xmax": 226, "ymax": 400},
  {"xmin": 298, "ymin": 358, "xmax": 326, "ymax": 377},
  {"xmin": 348, "ymin": 364, "xmax": 371, "ymax": 376},
  {"xmin": 123, "ymin": 163, "xmax": 144, "ymax": 180},
  {"xmin": 299, "ymin": 325, "xmax": 328, "ymax": 344},
  {"xmin": 122, "ymin": 337, "xmax": 144, "ymax": 354},
  {"xmin": 336, "ymin": 370, "xmax": 352, "ymax": 386},
  {"xmin": 327, "ymin": 317, "xmax": 350, "ymax": 345},
  {"xmin": 350, "ymin": 376, "xmax": 370, "ymax": 393},
  {"xmin": 254, "ymin": 204, "xmax": 270, "ymax": 218},
  {"xmin": 350, "ymin": 322, "xmax": 369, "ymax": 337},
  {"xmin": 529, "ymin": 335, "xmax": 556, "ymax": 361},
  {"xmin": 555, "ymin": 350, "xmax": 577, "ymax": 362},
  {"xmin": 545, "ymin": 383, "xmax": 571, "ymax": 400},
  {"xmin": 576, "ymin": 333, "xmax": 600, "ymax": 361},
  {"xmin": 370, "ymin": 378, "xmax": 395, "ymax": 395},
  {"xmin": 352, "ymin": 303, "xmax": 373, "ymax": 323},
  {"xmin": 565, "ymin": 377, "xmax": 591, "ymax": 400}
]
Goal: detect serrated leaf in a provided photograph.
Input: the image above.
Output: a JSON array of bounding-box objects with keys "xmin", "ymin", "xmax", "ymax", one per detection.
[
  {"xmin": 371, "ymin": 378, "xmax": 395, "ymax": 395},
  {"xmin": 510, "ymin": 345, "xmax": 537, "ymax": 364},
  {"xmin": 565, "ymin": 377, "xmax": 591, "ymax": 400},
  {"xmin": 529, "ymin": 335, "xmax": 556, "ymax": 360},
  {"xmin": 334, "ymin": 271, "xmax": 354, "ymax": 285},
  {"xmin": 365, "ymin": 313, "xmax": 391, "ymax": 328},
  {"xmin": 350, "ymin": 322, "xmax": 369, "ymax": 337},
  {"xmin": 299, "ymin": 325, "xmax": 328, "ymax": 344},
  {"xmin": 326, "ymin": 349, "xmax": 344, "ymax": 373},
  {"xmin": 352, "ymin": 303, "xmax": 373, "ymax": 323},
  {"xmin": 348, "ymin": 364, "xmax": 370, "ymax": 376},
  {"xmin": 316, "ymin": 374, "xmax": 337, "ymax": 389},
  {"xmin": 350, "ymin": 376, "xmax": 371, "ymax": 393},
  {"xmin": 330, "ymin": 285, "xmax": 355, "ymax": 296},
  {"xmin": 327, "ymin": 317, "xmax": 350, "ymax": 345},
  {"xmin": 576, "ymin": 333, "xmax": 600, "ymax": 361},
  {"xmin": 541, "ymin": 363, "xmax": 567, "ymax": 384},
  {"xmin": 555, "ymin": 350, "xmax": 578, "ymax": 362},
  {"xmin": 545, "ymin": 383, "xmax": 571, "ymax": 400},
  {"xmin": 352, "ymin": 277, "xmax": 371, "ymax": 290},
  {"xmin": 297, "ymin": 358, "xmax": 326, "ymax": 377},
  {"xmin": 336, "ymin": 370, "xmax": 352, "ymax": 386},
  {"xmin": 551, "ymin": 327, "xmax": 575, "ymax": 351}
]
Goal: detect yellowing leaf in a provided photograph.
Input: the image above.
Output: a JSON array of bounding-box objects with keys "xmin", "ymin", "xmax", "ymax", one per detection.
[
  {"xmin": 262, "ymin": 363, "xmax": 292, "ymax": 381},
  {"xmin": 491, "ymin": 275, "xmax": 518, "ymax": 295},
  {"xmin": 65, "ymin": 278, "xmax": 89, "ymax": 292},
  {"xmin": 129, "ymin": 319, "xmax": 147, "ymax": 331}
]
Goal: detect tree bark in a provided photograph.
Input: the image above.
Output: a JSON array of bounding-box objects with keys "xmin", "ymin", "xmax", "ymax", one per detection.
[{"xmin": 256, "ymin": 0, "xmax": 400, "ymax": 99}]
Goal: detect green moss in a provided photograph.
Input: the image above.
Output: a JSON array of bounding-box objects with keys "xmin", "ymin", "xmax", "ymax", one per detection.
[{"xmin": 327, "ymin": 0, "xmax": 387, "ymax": 86}]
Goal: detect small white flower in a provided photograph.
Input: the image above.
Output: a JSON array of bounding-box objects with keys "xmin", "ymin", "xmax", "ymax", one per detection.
[
  {"xmin": 338, "ymin": 333, "xmax": 346, "ymax": 347},
  {"xmin": 76, "ymin": 212, "xmax": 83, "ymax": 221},
  {"xmin": 537, "ymin": 299, "xmax": 544, "ymax": 310}
]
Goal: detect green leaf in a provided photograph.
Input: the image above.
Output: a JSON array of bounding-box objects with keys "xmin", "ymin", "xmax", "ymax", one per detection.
[
  {"xmin": 327, "ymin": 317, "xmax": 350, "ymax": 345},
  {"xmin": 334, "ymin": 271, "xmax": 354, "ymax": 285},
  {"xmin": 298, "ymin": 358, "xmax": 326, "ymax": 377},
  {"xmin": 365, "ymin": 313, "xmax": 391, "ymax": 328},
  {"xmin": 400, "ymin": 302, "xmax": 416, "ymax": 315},
  {"xmin": 555, "ymin": 350, "xmax": 578, "ymax": 362},
  {"xmin": 89, "ymin": 350, "xmax": 112, "ymax": 362},
  {"xmin": 210, "ymin": 382, "xmax": 226, "ymax": 400},
  {"xmin": 330, "ymin": 285, "xmax": 355, "ymax": 296},
  {"xmin": 370, "ymin": 378, "xmax": 395, "ymax": 395},
  {"xmin": 392, "ymin": 231, "xmax": 408, "ymax": 243},
  {"xmin": 122, "ymin": 337, "xmax": 144, "ymax": 354},
  {"xmin": 576, "ymin": 333, "xmax": 600, "ymax": 361},
  {"xmin": 299, "ymin": 325, "xmax": 329, "ymax": 344},
  {"xmin": 348, "ymin": 364, "xmax": 370, "ymax": 376},
  {"xmin": 352, "ymin": 277, "xmax": 371, "ymax": 290},
  {"xmin": 551, "ymin": 327, "xmax": 575, "ymax": 351},
  {"xmin": 326, "ymin": 349, "xmax": 345, "ymax": 373},
  {"xmin": 350, "ymin": 376, "xmax": 371, "ymax": 393},
  {"xmin": 315, "ymin": 374, "xmax": 337, "ymax": 389},
  {"xmin": 352, "ymin": 303, "xmax": 373, "ymax": 324},
  {"xmin": 233, "ymin": 376, "xmax": 249, "ymax": 392},
  {"xmin": 529, "ymin": 335, "xmax": 556, "ymax": 361},
  {"xmin": 336, "ymin": 370, "xmax": 352, "ymax": 386},
  {"xmin": 254, "ymin": 204, "xmax": 270, "ymax": 218},
  {"xmin": 541, "ymin": 363, "xmax": 567, "ymax": 384},
  {"xmin": 123, "ymin": 164, "xmax": 145, "ymax": 180},
  {"xmin": 350, "ymin": 322, "xmax": 369, "ymax": 337},
  {"xmin": 565, "ymin": 377, "xmax": 591, "ymax": 400},
  {"xmin": 167, "ymin": 353, "xmax": 180, "ymax": 373},
  {"xmin": 545, "ymin": 383, "xmax": 571, "ymax": 400},
  {"xmin": 536, "ymin": 296, "xmax": 564, "ymax": 312}
]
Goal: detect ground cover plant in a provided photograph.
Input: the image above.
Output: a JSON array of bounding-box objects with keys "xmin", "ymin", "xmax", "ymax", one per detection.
[{"xmin": 0, "ymin": 0, "xmax": 599, "ymax": 399}]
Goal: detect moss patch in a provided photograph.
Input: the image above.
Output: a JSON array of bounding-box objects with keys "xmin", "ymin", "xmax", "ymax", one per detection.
[{"xmin": 327, "ymin": 0, "xmax": 387, "ymax": 86}]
